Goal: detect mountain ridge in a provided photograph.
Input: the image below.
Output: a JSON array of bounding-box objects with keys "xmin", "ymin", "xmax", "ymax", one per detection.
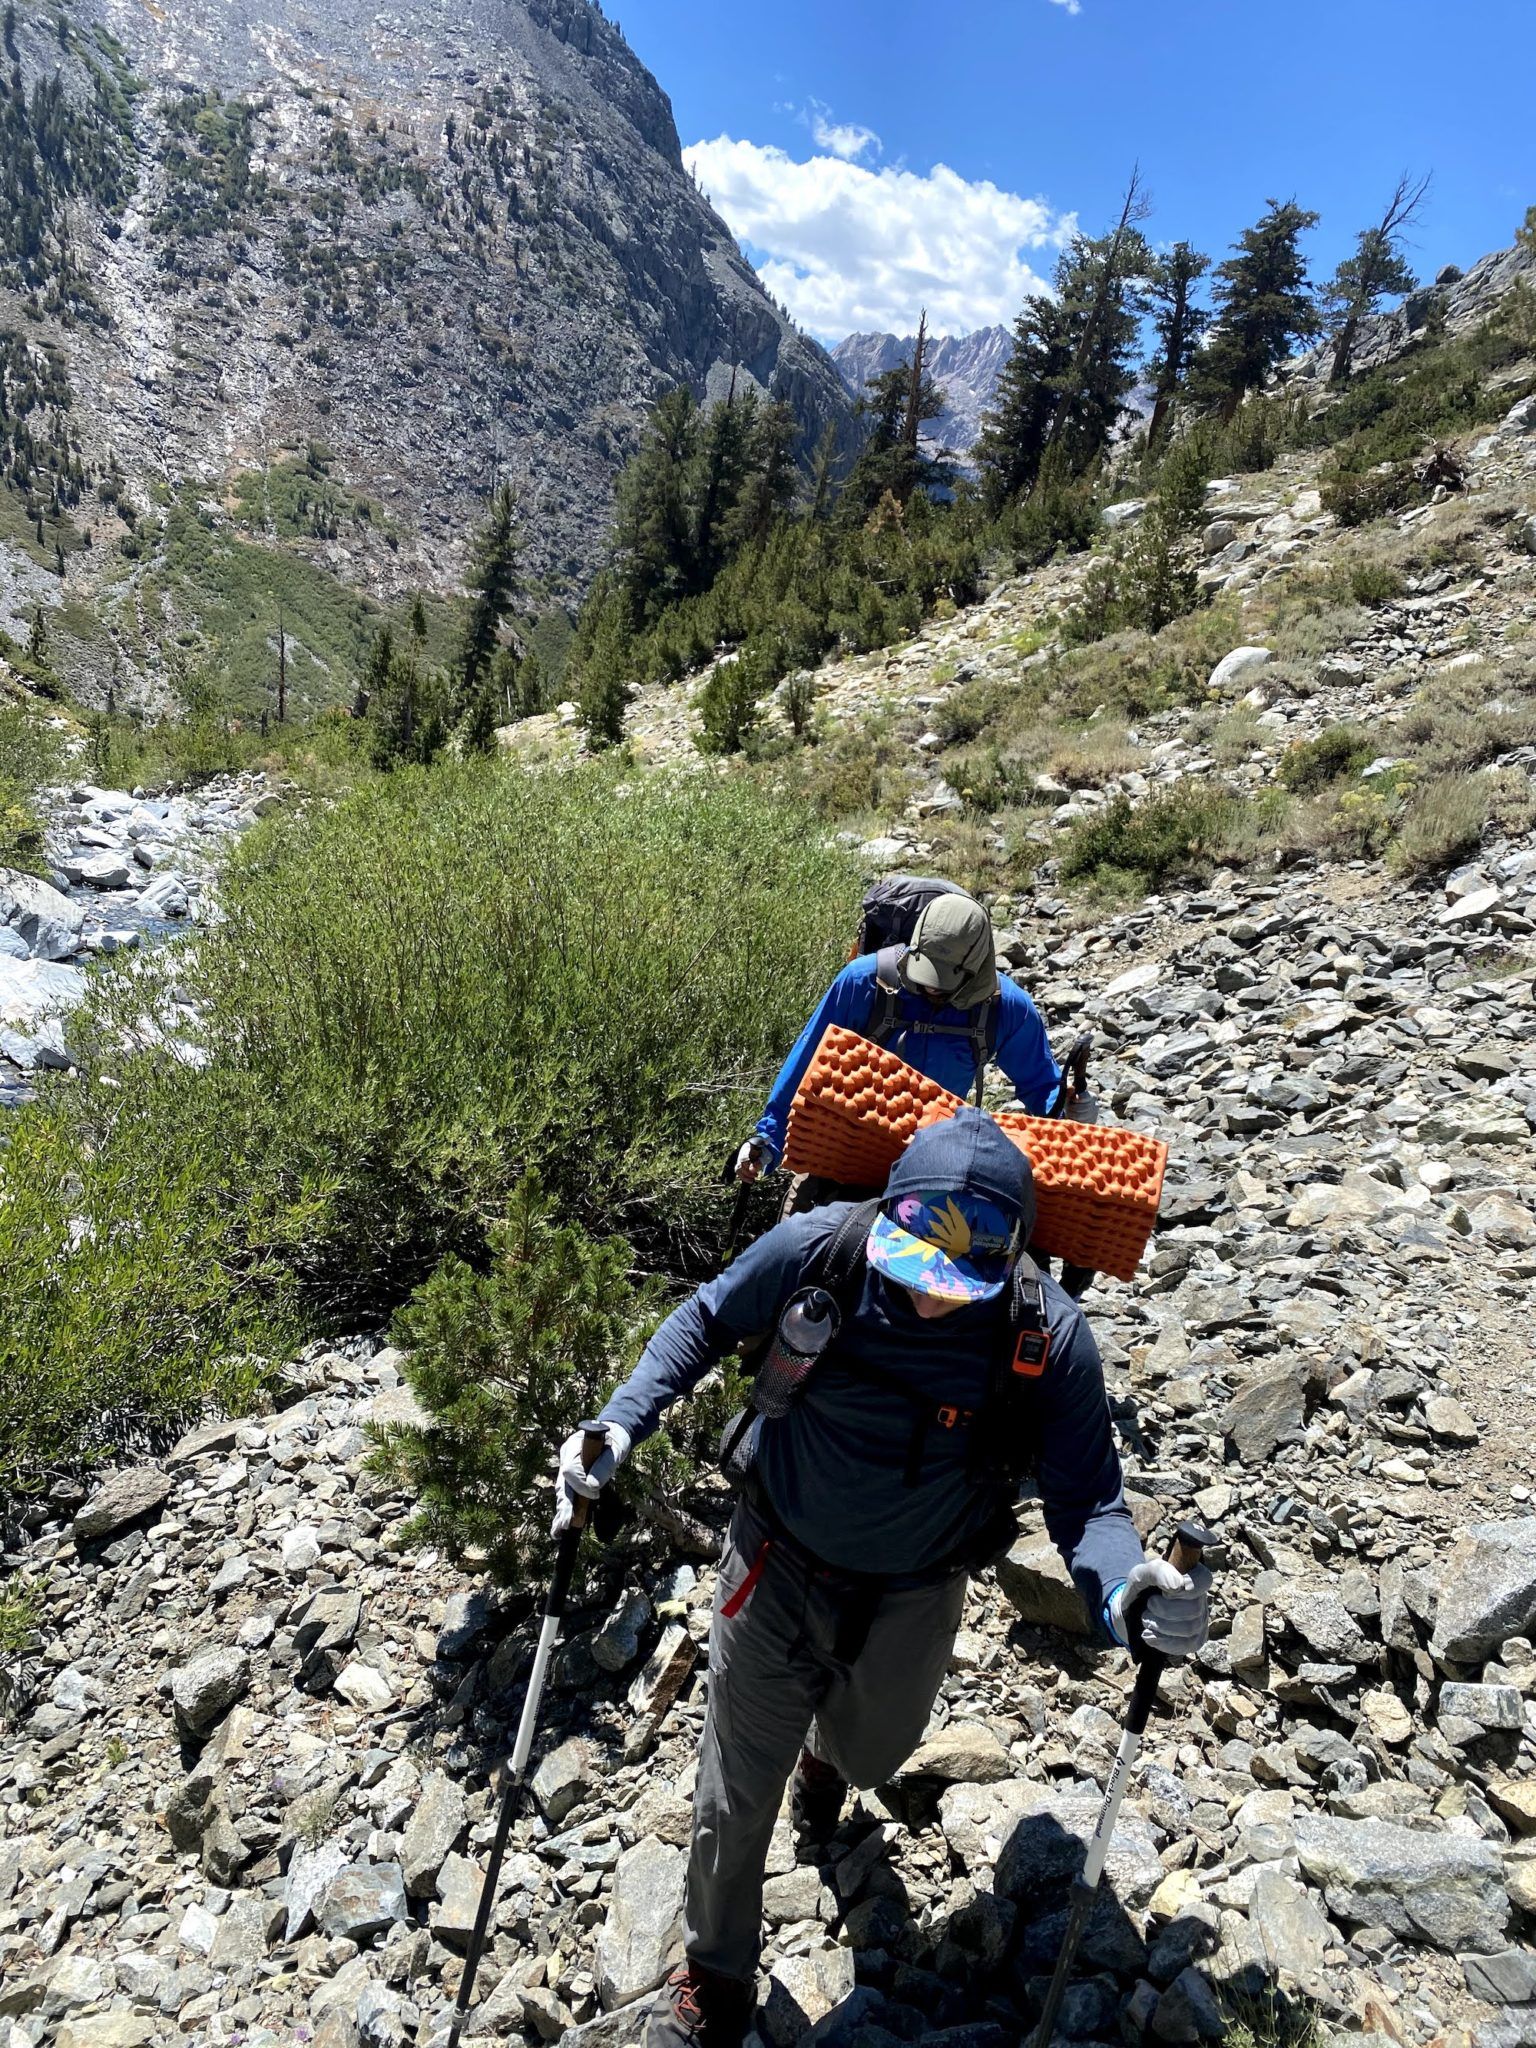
[
  {"xmin": 832, "ymin": 324, "xmax": 1014, "ymax": 458},
  {"xmin": 0, "ymin": 0, "xmax": 852, "ymax": 708}
]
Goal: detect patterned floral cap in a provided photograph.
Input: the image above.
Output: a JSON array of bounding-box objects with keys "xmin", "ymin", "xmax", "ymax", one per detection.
[{"xmin": 867, "ymin": 1189, "xmax": 1017, "ymax": 1303}]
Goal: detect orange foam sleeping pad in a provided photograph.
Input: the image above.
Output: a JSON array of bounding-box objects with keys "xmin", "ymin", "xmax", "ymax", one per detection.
[{"xmin": 781, "ymin": 1025, "xmax": 1167, "ymax": 1283}]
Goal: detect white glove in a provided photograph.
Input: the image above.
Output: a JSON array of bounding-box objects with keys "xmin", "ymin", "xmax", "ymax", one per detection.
[
  {"xmin": 1108, "ymin": 1557, "xmax": 1212, "ymax": 1660},
  {"xmin": 734, "ymin": 1138, "xmax": 772, "ymax": 1185},
  {"xmin": 551, "ymin": 1421, "xmax": 631, "ymax": 1535}
]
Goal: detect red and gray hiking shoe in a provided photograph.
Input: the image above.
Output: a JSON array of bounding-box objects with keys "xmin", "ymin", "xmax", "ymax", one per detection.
[
  {"xmin": 790, "ymin": 1746, "xmax": 848, "ymax": 1842},
  {"xmin": 643, "ymin": 1962, "xmax": 755, "ymax": 2048}
]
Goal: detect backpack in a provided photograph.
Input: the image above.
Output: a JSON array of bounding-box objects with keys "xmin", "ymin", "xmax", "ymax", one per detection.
[
  {"xmin": 856, "ymin": 877, "xmax": 998, "ymax": 1107},
  {"xmin": 855, "ymin": 874, "xmax": 977, "ymax": 956},
  {"xmin": 723, "ymin": 1199, "xmax": 1052, "ymax": 1568}
]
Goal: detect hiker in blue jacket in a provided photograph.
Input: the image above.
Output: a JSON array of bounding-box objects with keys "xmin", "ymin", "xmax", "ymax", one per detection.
[
  {"xmin": 553, "ymin": 1111, "xmax": 1210, "ymax": 2048},
  {"xmin": 732, "ymin": 892, "xmax": 1062, "ymax": 1185}
]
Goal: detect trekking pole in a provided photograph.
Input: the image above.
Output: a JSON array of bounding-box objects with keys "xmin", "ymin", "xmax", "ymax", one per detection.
[
  {"xmin": 446, "ymin": 1426, "xmax": 608, "ymax": 2046},
  {"xmin": 1057, "ymin": 1032, "xmax": 1093, "ymax": 1119},
  {"xmin": 720, "ymin": 1143, "xmax": 755, "ymax": 1266},
  {"xmin": 1028, "ymin": 1522, "xmax": 1214, "ymax": 2048}
]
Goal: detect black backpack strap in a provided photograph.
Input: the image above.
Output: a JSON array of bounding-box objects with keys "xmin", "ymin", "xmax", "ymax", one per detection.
[
  {"xmin": 805, "ymin": 1197, "xmax": 882, "ymax": 1307},
  {"xmin": 968, "ymin": 993, "xmax": 999, "ymax": 1105},
  {"xmin": 867, "ymin": 947, "xmax": 905, "ymax": 1047},
  {"xmin": 967, "ymin": 1253, "xmax": 1051, "ymax": 1492}
]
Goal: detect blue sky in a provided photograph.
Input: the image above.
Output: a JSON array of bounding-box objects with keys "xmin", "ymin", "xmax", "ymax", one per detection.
[{"xmin": 611, "ymin": 0, "xmax": 1536, "ymax": 344}]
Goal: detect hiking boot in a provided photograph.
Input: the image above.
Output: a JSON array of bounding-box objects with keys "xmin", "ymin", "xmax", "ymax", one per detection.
[
  {"xmin": 790, "ymin": 1746, "xmax": 848, "ymax": 1842},
  {"xmin": 643, "ymin": 1962, "xmax": 754, "ymax": 2048}
]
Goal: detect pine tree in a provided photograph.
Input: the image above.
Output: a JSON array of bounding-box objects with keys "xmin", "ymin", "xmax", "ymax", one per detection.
[
  {"xmin": 1194, "ymin": 199, "xmax": 1321, "ymax": 413},
  {"xmin": 1144, "ymin": 241, "xmax": 1211, "ymax": 449},
  {"xmin": 364, "ymin": 1172, "xmax": 663, "ymax": 1580},
  {"xmin": 574, "ymin": 587, "xmax": 634, "ymax": 748},
  {"xmin": 840, "ymin": 353, "xmax": 948, "ymax": 525},
  {"xmin": 688, "ymin": 385, "xmax": 755, "ymax": 594},
  {"xmin": 275, "ymin": 602, "xmax": 288, "ymax": 724},
  {"xmin": 722, "ymin": 397, "xmax": 798, "ymax": 556},
  {"xmin": 808, "ymin": 424, "xmax": 840, "ymax": 522},
  {"xmin": 1036, "ymin": 172, "xmax": 1151, "ymax": 479},
  {"xmin": 976, "ymin": 224, "xmax": 1148, "ymax": 515},
  {"xmin": 364, "ymin": 624, "xmax": 451, "ymax": 769},
  {"xmin": 613, "ymin": 386, "xmax": 698, "ymax": 624},
  {"xmin": 409, "ymin": 592, "xmax": 428, "ymax": 642},
  {"xmin": 458, "ymin": 481, "xmax": 520, "ymax": 715},
  {"xmin": 1325, "ymin": 173, "xmax": 1430, "ymax": 384}
]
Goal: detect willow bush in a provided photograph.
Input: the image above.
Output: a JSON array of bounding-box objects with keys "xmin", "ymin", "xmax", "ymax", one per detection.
[{"xmin": 0, "ymin": 757, "xmax": 854, "ymax": 1497}]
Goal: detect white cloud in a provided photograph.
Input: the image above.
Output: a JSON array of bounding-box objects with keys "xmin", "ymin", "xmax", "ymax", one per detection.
[
  {"xmin": 807, "ymin": 101, "xmax": 881, "ymax": 163},
  {"xmin": 685, "ymin": 136, "xmax": 1073, "ymax": 341},
  {"xmin": 1047, "ymin": 0, "xmax": 1083, "ymax": 13}
]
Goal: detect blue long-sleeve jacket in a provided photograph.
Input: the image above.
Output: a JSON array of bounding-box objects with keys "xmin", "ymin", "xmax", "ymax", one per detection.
[
  {"xmin": 753, "ymin": 953, "xmax": 1062, "ymax": 1169},
  {"xmin": 600, "ymin": 1206, "xmax": 1144, "ymax": 1616}
]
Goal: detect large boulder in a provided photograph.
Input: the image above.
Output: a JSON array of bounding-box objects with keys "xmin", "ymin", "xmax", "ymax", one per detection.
[
  {"xmin": 996, "ymin": 1537, "xmax": 1090, "ymax": 1634},
  {"xmin": 534, "ymin": 1736, "xmax": 595, "ymax": 1825},
  {"xmin": 401, "ymin": 1770, "xmax": 467, "ymax": 1898},
  {"xmin": 1208, "ymin": 646, "xmax": 1272, "ymax": 694},
  {"xmin": 595, "ymin": 1838, "xmax": 686, "ymax": 2010},
  {"xmin": 1294, "ymin": 1814, "xmax": 1509, "ymax": 1953},
  {"xmin": 939, "ymin": 1781, "xmax": 1162, "ymax": 1912},
  {"xmin": 170, "ymin": 1647, "xmax": 251, "ymax": 1737},
  {"xmin": 72, "ymin": 1466, "xmax": 171, "ymax": 1549},
  {"xmin": 899, "ymin": 1720, "xmax": 1013, "ymax": 1784},
  {"xmin": 0, "ymin": 869, "xmax": 84, "ymax": 960},
  {"xmin": 1222, "ymin": 1369, "xmax": 1305, "ymax": 1464},
  {"xmin": 758, "ymin": 1948, "xmax": 858, "ymax": 2046},
  {"xmin": 317, "ymin": 1861, "xmax": 408, "ymax": 1943},
  {"xmin": 1431, "ymin": 1521, "xmax": 1536, "ymax": 1663}
]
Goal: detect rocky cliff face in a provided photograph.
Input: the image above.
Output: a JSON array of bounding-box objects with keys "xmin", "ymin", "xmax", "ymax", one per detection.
[
  {"xmin": 1284, "ymin": 241, "xmax": 1536, "ymax": 394},
  {"xmin": 833, "ymin": 324, "xmax": 1015, "ymax": 457},
  {"xmin": 0, "ymin": 0, "xmax": 851, "ymax": 704}
]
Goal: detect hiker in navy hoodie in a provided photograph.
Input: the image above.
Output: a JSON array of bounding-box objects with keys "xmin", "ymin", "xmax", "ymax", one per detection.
[
  {"xmin": 552, "ymin": 1110, "xmax": 1210, "ymax": 2048},
  {"xmin": 731, "ymin": 893, "xmax": 1061, "ymax": 1188}
]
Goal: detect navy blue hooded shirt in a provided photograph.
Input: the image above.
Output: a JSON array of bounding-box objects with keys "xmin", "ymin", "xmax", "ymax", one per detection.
[{"xmin": 599, "ymin": 1205, "xmax": 1145, "ymax": 1615}]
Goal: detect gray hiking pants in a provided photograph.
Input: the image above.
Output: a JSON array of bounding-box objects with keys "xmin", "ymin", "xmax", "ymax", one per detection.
[{"xmin": 684, "ymin": 1492, "xmax": 968, "ymax": 1981}]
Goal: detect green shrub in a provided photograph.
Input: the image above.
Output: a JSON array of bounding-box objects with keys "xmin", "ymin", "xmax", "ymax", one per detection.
[
  {"xmin": 934, "ymin": 677, "xmax": 1022, "ymax": 746},
  {"xmin": 1347, "ymin": 559, "xmax": 1407, "ymax": 605},
  {"xmin": 365, "ymin": 1173, "xmax": 667, "ymax": 1579},
  {"xmin": 947, "ymin": 744, "xmax": 1034, "ymax": 814},
  {"xmin": 789, "ymin": 719, "xmax": 920, "ymax": 821},
  {"xmin": 0, "ymin": 762, "xmax": 853, "ymax": 1493},
  {"xmin": 0, "ymin": 1577, "xmax": 41, "ymax": 1658},
  {"xmin": 0, "ymin": 1100, "xmax": 289, "ymax": 1496},
  {"xmin": 0, "ymin": 700, "xmax": 63, "ymax": 867},
  {"xmin": 1059, "ymin": 782, "xmax": 1245, "ymax": 892},
  {"xmin": 1320, "ymin": 462, "xmax": 1425, "ymax": 529},
  {"xmin": 696, "ymin": 639, "xmax": 779, "ymax": 756},
  {"xmin": 1279, "ymin": 725, "xmax": 1377, "ymax": 795},
  {"xmin": 1388, "ymin": 771, "xmax": 1488, "ymax": 877},
  {"xmin": 997, "ymin": 483, "xmax": 1100, "ymax": 570}
]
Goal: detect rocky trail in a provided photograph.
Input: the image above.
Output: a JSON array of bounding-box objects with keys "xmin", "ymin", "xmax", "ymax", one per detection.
[{"xmin": 5, "ymin": 352, "xmax": 1536, "ymax": 2048}]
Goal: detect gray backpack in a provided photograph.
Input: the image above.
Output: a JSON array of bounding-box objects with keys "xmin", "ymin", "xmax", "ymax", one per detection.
[{"xmin": 856, "ymin": 876, "xmax": 997, "ymax": 1106}]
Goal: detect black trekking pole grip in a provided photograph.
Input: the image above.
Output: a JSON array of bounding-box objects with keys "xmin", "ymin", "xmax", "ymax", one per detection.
[
  {"xmin": 446, "ymin": 1428, "xmax": 607, "ymax": 2044},
  {"xmin": 1124, "ymin": 1522, "xmax": 1212, "ymax": 1735}
]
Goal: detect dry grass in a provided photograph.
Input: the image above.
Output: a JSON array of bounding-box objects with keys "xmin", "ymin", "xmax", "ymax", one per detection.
[
  {"xmin": 1199, "ymin": 707, "xmax": 1271, "ymax": 767},
  {"xmin": 1387, "ymin": 771, "xmax": 1490, "ymax": 877},
  {"xmin": 1264, "ymin": 589, "xmax": 1375, "ymax": 663},
  {"xmin": 1046, "ymin": 722, "xmax": 1141, "ymax": 787},
  {"xmin": 1483, "ymin": 763, "xmax": 1536, "ymax": 838}
]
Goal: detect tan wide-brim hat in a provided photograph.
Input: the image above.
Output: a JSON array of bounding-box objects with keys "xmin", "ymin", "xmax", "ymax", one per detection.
[{"xmin": 901, "ymin": 895, "xmax": 999, "ymax": 1009}]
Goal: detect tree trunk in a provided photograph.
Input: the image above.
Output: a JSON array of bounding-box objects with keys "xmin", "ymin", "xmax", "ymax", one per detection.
[{"xmin": 1330, "ymin": 308, "xmax": 1362, "ymax": 385}]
